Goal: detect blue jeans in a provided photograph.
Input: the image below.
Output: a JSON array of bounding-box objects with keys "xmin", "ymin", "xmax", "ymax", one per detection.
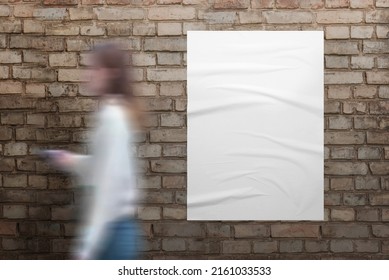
[{"xmin": 96, "ymin": 217, "xmax": 142, "ymax": 260}]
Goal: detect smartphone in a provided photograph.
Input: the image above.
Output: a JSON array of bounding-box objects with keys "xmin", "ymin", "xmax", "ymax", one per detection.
[{"xmin": 37, "ymin": 150, "xmax": 64, "ymax": 160}]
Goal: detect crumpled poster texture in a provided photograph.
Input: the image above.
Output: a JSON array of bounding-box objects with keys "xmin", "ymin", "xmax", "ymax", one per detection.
[{"xmin": 187, "ymin": 31, "xmax": 324, "ymax": 220}]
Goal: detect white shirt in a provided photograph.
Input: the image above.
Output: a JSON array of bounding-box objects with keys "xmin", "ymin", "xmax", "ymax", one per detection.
[{"xmin": 67, "ymin": 100, "xmax": 140, "ymax": 259}]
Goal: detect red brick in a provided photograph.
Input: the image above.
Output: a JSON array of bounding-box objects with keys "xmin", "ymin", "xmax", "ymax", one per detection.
[
  {"xmin": 370, "ymin": 193, "xmax": 389, "ymax": 205},
  {"xmin": 325, "ymin": 0, "xmax": 350, "ymax": 8},
  {"xmin": 13, "ymin": 5, "xmax": 33, "ymax": 17},
  {"xmin": 214, "ymin": 0, "xmax": 250, "ymax": 9},
  {"xmin": 106, "ymin": 22, "xmax": 131, "ymax": 36},
  {"xmin": 82, "ymin": 0, "xmax": 104, "ymax": 3},
  {"xmin": 43, "ymin": 0, "xmax": 77, "ymax": 4},
  {"xmin": 0, "ymin": 221, "xmax": 17, "ymax": 235},
  {"xmin": 105, "ymin": 0, "xmax": 132, "ymax": 3},
  {"xmin": 276, "ymin": 0, "xmax": 299, "ymax": 8},
  {"xmin": 0, "ymin": 19, "xmax": 22, "ymax": 33},
  {"xmin": 251, "ymin": 0, "xmax": 274, "ymax": 8}
]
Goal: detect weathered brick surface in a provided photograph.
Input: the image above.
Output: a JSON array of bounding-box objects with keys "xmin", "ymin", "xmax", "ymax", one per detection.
[
  {"xmin": 222, "ymin": 240, "xmax": 251, "ymax": 254},
  {"xmin": 322, "ymin": 224, "xmax": 369, "ymax": 238},
  {"xmin": 214, "ymin": 0, "xmax": 250, "ymax": 9},
  {"xmin": 351, "ymin": 57, "xmax": 375, "ymax": 70},
  {"xmin": 271, "ymin": 224, "xmax": 319, "ymax": 237},
  {"xmin": 264, "ymin": 11, "xmax": 313, "ymax": 24},
  {"xmin": 0, "ymin": 1, "xmax": 388, "ymax": 260},
  {"xmin": 234, "ymin": 224, "xmax": 269, "ymax": 238},
  {"xmin": 94, "ymin": 7, "xmax": 145, "ymax": 20},
  {"xmin": 148, "ymin": 7, "xmax": 196, "ymax": 20},
  {"xmin": 253, "ymin": 241, "xmax": 277, "ymax": 253},
  {"xmin": 331, "ymin": 208, "xmax": 355, "ymax": 221},
  {"xmin": 279, "ymin": 240, "xmax": 303, "ymax": 253},
  {"xmin": 317, "ymin": 11, "xmax": 363, "ymax": 23}
]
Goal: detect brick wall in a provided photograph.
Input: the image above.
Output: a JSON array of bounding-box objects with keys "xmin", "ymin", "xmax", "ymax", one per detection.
[{"xmin": 0, "ymin": 0, "xmax": 388, "ymax": 259}]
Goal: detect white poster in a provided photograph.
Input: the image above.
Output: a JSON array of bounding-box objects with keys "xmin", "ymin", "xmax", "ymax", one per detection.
[{"xmin": 187, "ymin": 31, "xmax": 324, "ymax": 220}]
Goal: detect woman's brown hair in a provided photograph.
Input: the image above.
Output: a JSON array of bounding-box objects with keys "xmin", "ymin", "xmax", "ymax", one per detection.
[
  {"xmin": 92, "ymin": 43, "xmax": 144, "ymax": 131},
  {"xmin": 92, "ymin": 43, "xmax": 133, "ymax": 98}
]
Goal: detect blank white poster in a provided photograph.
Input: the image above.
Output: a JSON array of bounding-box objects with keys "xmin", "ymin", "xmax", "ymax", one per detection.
[{"xmin": 187, "ymin": 31, "xmax": 324, "ymax": 220}]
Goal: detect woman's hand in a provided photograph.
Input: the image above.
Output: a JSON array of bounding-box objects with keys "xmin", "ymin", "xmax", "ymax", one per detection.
[{"xmin": 48, "ymin": 150, "xmax": 75, "ymax": 170}]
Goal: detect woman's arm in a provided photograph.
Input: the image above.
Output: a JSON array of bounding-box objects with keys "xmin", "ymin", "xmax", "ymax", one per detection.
[{"xmin": 51, "ymin": 151, "xmax": 91, "ymax": 178}]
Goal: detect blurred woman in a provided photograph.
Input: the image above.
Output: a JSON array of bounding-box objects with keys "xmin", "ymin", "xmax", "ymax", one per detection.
[{"xmin": 51, "ymin": 43, "xmax": 144, "ymax": 260}]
